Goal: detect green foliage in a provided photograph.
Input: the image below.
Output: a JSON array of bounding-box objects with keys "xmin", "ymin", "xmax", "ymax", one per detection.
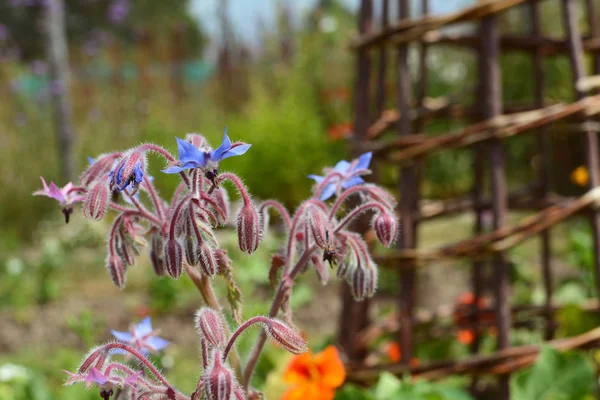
[
  {"xmin": 336, "ymin": 373, "xmax": 474, "ymax": 400},
  {"xmin": 510, "ymin": 347, "xmax": 596, "ymax": 400},
  {"xmin": 65, "ymin": 309, "xmax": 104, "ymax": 349}
]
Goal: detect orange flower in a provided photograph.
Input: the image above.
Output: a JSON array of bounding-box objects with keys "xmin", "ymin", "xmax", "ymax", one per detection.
[
  {"xmin": 385, "ymin": 342, "xmax": 420, "ymax": 366},
  {"xmin": 282, "ymin": 345, "xmax": 346, "ymax": 400},
  {"xmin": 571, "ymin": 165, "xmax": 589, "ymax": 187},
  {"xmin": 457, "ymin": 329, "xmax": 475, "ymax": 345},
  {"xmin": 327, "ymin": 123, "xmax": 353, "ymax": 140},
  {"xmin": 387, "ymin": 342, "xmax": 401, "ymax": 363}
]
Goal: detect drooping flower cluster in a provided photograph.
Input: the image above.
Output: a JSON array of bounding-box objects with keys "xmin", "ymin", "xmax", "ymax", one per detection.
[{"xmin": 34, "ymin": 130, "xmax": 398, "ymax": 399}]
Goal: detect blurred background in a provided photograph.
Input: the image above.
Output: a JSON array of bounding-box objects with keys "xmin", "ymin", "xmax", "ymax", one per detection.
[{"xmin": 0, "ymin": 0, "xmax": 597, "ymax": 399}]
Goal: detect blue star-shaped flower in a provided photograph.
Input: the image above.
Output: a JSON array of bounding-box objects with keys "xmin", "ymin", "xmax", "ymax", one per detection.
[
  {"xmin": 162, "ymin": 127, "xmax": 251, "ymax": 176},
  {"xmin": 308, "ymin": 152, "xmax": 372, "ymax": 201},
  {"xmin": 110, "ymin": 317, "xmax": 169, "ymax": 356}
]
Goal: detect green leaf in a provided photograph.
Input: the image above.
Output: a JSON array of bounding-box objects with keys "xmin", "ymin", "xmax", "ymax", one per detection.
[
  {"xmin": 374, "ymin": 372, "xmax": 402, "ymax": 400},
  {"xmin": 510, "ymin": 347, "xmax": 595, "ymax": 400},
  {"xmin": 335, "ymin": 384, "xmax": 375, "ymax": 400}
]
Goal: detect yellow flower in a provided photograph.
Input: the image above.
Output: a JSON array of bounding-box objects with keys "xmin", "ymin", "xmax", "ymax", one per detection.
[{"xmin": 571, "ymin": 166, "xmax": 589, "ymax": 187}]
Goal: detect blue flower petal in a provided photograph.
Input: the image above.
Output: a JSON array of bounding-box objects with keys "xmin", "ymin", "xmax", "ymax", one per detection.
[
  {"xmin": 333, "ymin": 160, "xmax": 351, "ymax": 174},
  {"xmin": 355, "ymin": 152, "xmax": 372, "ymax": 171},
  {"xmin": 146, "ymin": 336, "xmax": 170, "ymax": 351},
  {"xmin": 111, "ymin": 330, "xmax": 133, "ymax": 342},
  {"xmin": 320, "ymin": 184, "xmax": 337, "ymax": 201},
  {"xmin": 341, "ymin": 176, "xmax": 364, "ymax": 189},
  {"xmin": 162, "ymin": 165, "xmax": 187, "ymax": 174},
  {"xmin": 135, "ymin": 317, "xmax": 153, "ymax": 337},
  {"xmin": 88, "ymin": 157, "xmax": 95, "ymax": 165},
  {"xmin": 211, "ymin": 127, "xmax": 232, "ymax": 161},
  {"xmin": 219, "ymin": 144, "xmax": 251, "ymax": 161},
  {"xmin": 176, "ymin": 137, "xmax": 206, "ymax": 165},
  {"xmin": 308, "ymin": 174, "xmax": 325, "ymax": 183},
  {"xmin": 134, "ymin": 163, "xmax": 144, "ymax": 183}
]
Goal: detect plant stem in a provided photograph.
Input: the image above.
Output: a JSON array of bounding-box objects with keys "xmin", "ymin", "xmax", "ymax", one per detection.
[
  {"xmin": 184, "ymin": 264, "xmax": 243, "ymax": 380},
  {"xmin": 242, "ymin": 246, "xmax": 317, "ymax": 389}
]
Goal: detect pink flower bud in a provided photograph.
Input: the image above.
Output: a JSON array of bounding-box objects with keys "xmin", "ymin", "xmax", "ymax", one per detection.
[
  {"xmin": 214, "ymin": 249, "xmax": 232, "ymax": 274},
  {"xmin": 83, "ymin": 180, "xmax": 109, "ymax": 221},
  {"xmin": 150, "ymin": 234, "xmax": 166, "ymax": 276},
  {"xmin": 164, "ymin": 238, "xmax": 183, "ymax": 278},
  {"xmin": 373, "ymin": 211, "xmax": 399, "ymax": 247},
  {"xmin": 80, "ymin": 153, "xmax": 119, "ymax": 187},
  {"xmin": 266, "ymin": 319, "xmax": 307, "ymax": 354},
  {"xmin": 198, "ymin": 242, "xmax": 217, "ymax": 277},
  {"xmin": 195, "ymin": 307, "xmax": 227, "ymax": 347},
  {"xmin": 109, "ymin": 149, "xmax": 146, "ymax": 194},
  {"xmin": 349, "ymin": 265, "xmax": 378, "ymax": 301},
  {"xmin": 185, "ymin": 235, "xmax": 200, "ymax": 267},
  {"xmin": 202, "ymin": 351, "xmax": 237, "ymax": 400},
  {"xmin": 211, "ymin": 187, "xmax": 230, "ymax": 225},
  {"xmin": 106, "ymin": 255, "xmax": 125, "ymax": 289},
  {"xmin": 308, "ymin": 207, "xmax": 330, "ymax": 248},
  {"xmin": 237, "ymin": 203, "xmax": 260, "ymax": 253},
  {"xmin": 311, "ymin": 254, "xmax": 329, "ymax": 285}
]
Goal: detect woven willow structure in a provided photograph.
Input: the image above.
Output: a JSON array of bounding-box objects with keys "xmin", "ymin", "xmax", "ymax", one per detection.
[{"xmin": 339, "ymin": 0, "xmax": 600, "ymax": 398}]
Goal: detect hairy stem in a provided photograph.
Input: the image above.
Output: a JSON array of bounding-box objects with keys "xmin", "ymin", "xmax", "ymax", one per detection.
[
  {"xmin": 223, "ymin": 316, "xmax": 271, "ymax": 360},
  {"xmin": 259, "ymin": 200, "xmax": 291, "ymax": 229},
  {"xmin": 333, "ymin": 201, "xmax": 389, "ymax": 233},
  {"xmin": 242, "ymin": 246, "xmax": 317, "ymax": 389},
  {"xmin": 184, "ymin": 264, "xmax": 243, "ymax": 380}
]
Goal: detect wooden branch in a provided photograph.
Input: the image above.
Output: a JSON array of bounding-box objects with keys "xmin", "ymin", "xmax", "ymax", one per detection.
[
  {"xmin": 346, "ymin": 326, "xmax": 600, "ymax": 384},
  {"xmin": 351, "ymin": 0, "xmax": 529, "ymax": 50},
  {"xmin": 381, "ymin": 95, "xmax": 600, "ymax": 163},
  {"xmin": 374, "ymin": 186, "xmax": 600, "ymax": 264}
]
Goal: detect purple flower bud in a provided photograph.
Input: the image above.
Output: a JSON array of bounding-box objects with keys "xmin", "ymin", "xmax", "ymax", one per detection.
[
  {"xmin": 84, "ymin": 180, "xmax": 109, "ymax": 221},
  {"xmin": 164, "ymin": 238, "xmax": 183, "ymax": 278},
  {"xmin": 195, "ymin": 307, "xmax": 227, "ymax": 348},
  {"xmin": 150, "ymin": 234, "xmax": 166, "ymax": 276},
  {"xmin": 106, "ymin": 255, "xmax": 125, "ymax": 288},
  {"xmin": 265, "ymin": 319, "xmax": 307, "ymax": 354},
  {"xmin": 237, "ymin": 203, "xmax": 260, "ymax": 253},
  {"xmin": 308, "ymin": 206, "xmax": 330, "ymax": 248},
  {"xmin": 373, "ymin": 211, "xmax": 399, "ymax": 247},
  {"xmin": 202, "ymin": 350, "xmax": 237, "ymax": 400}
]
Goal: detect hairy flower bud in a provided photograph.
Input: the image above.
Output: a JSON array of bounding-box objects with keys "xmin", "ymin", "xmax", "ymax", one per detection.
[
  {"xmin": 237, "ymin": 203, "xmax": 260, "ymax": 253},
  {"xmin": 311, "ymin": 254, "xmax": 329, "ymax": 285},
  {"xmin": 164, "ymin": 238, "xmax": 183, "ymax": 278},
  {"xmin": 349, "ymin": 265, "xmax": 378, "ymax": 301},
  {"xmin": 211, "ymin": 187, "xmax": 230, "ymax": 225},
  {"xmin": 195, "ymin": 307, "xmax": 227, "ymax": 348},
  {"xmin": 265, "ymin": 319, "xmax": 307, "ymax": 355},
  {"xmin": 109, "ymin": 149, "xmax": 146, "ymax": 193},
  {"xmin": 84, "ymin": 180, "xmax": 109, "ymax": 221},
  {"xmin": 198, "ymin": 242, "xmax": 218, "ymax": 277},
  {"xmin": 185, "ymin": 234, "xmax": 200, "ymax": 267},
  {"xmin": 214, "ymin": 249, "xmax": 232, "ymax": 274},
  {"xmin": 150, "ymin": 234, "xmax": 166, "ymax": 276},
  {"xmin": 308, "ymin": 206, "xmax": 330, "ymax": 248},
  {"xmin": 80, "ymin": 153, "xmax": 119, "ymax": 188},
  {"xmin": 373, "ymin": 211, "xmax": 399, "ymax": 247},
  {"xmin": 106, "ymin": 255, "xmax": 125, "ymax": 289},
  {"xmin": 202, "ymin": 351, "xmax": 237, "ymax": 400}
]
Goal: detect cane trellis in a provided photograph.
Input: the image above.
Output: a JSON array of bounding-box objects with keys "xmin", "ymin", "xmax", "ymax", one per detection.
[{"xmin": 339, "ymin": 0, "xmax": 600, "ymax": 398}]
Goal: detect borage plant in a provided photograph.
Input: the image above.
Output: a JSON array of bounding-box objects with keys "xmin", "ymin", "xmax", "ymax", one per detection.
[{"xmin": 34, "ymin": 129, "xmax": 399, "ymax": 400}]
